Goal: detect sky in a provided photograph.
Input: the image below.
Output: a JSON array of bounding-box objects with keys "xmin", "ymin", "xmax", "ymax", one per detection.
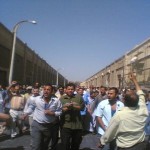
[{"xmin": 1, "ymin": 0, "xmax": 150, "ymax": 82}]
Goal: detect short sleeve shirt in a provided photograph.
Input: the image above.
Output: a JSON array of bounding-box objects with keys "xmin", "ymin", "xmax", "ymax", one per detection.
[{"xmin": 95, "ymin": 99, "xmax": 124, "ymax": 135}]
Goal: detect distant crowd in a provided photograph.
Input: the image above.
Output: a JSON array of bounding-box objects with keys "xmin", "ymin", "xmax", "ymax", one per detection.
[{"xmin": 0, "ymin": 72, "xmax": 150, "ymax": 150}]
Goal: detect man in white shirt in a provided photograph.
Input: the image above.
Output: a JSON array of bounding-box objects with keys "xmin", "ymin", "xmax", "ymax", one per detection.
[
  {"xmin": 99, "ymin": 73, "xmax": 148, "ymax": 150},
  {"xmin": 95, "ymin": 87, "xmax": 124, "ymax": 150}
]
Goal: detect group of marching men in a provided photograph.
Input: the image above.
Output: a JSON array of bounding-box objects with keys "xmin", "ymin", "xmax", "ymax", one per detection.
[{"xmin": 0, "ymin": 72, "xmax": 150, "ymax": 150}]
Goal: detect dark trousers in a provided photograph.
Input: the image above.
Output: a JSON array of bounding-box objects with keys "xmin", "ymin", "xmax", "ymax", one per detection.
[
  {"xmin": 109, "ymin": 139, "xmax": 116, "ymax": 150},
  {"xmin": 117, "ymin": 141, "xmax": 146, "ymax": 150},
  {"xmin": 49, "ymin": 122, "xmax": 60, "ymax": 150},
  {"xmin": 61, "ymin": 128, "xmax": 82, "ymax": 150},
  {"xmin": 31, "ymin": 120, "xmax": 54, "ymax": 150}
]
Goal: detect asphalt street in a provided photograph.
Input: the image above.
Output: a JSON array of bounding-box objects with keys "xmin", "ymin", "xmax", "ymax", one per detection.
[{"xmin": 0, "ymin": 132, "xmax": 101, "ymax": 150}]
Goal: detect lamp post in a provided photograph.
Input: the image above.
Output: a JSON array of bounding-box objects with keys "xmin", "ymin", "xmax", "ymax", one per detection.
[
  {"xmin": 56, "ymin": 71, "xmax": 59, "ymax": 87},
  {"xmin": 56, "ymin": 68, "xmax": 63, "ymax": 86},
  {"xmin": 9, "ymin": 20, "xmax": 37, "ymax": 85}
]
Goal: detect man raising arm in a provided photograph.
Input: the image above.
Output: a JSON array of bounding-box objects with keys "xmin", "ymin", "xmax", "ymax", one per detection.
[{"xmin": 99, "ymin": 73, "xmax": 148, "ymax": 150}]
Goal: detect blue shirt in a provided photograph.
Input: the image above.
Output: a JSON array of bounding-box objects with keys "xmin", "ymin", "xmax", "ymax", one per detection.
[
  {"xmin": 145, "ymin": 100, "xmax": 150, "ymax": 135},
  {"xmin": 0, "ymin": 90, "xmax": 4, "ymax": 112},
  {"xmin": 25, "ymin": 96, "xmax": 62, "ymax": 124},
  {"xmin": 80, "ymin": 94, "xmax": 89, "ymax": 115}
]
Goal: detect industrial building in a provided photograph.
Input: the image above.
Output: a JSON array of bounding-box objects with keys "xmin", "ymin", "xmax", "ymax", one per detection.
[
  {"xmin": 0, "ymin": 23, "xmax": 67, "ymax": 86},
  {"xmin": 81, "ymin": 39, "xmax": 150, "ymax": 90}
]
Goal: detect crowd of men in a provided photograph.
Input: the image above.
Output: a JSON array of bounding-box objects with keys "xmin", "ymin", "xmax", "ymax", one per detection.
[{"xmin": 0, "ymin": 72, "xmax": 150, "ymax": 150}]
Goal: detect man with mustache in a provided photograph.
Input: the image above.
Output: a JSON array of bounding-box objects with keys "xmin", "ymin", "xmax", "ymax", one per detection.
[
  {"xmin": 95, "ymin": 86, "xmax": 124, "ymax": 150},
  {"xmin": 99, "ymin": 73, "xmax": 148, "ymax": 150},
  {"xmin": 23, "ymin": 84, "xmax": 62, "ymax": 150},
  {"xmin": 60, "ymin": 83, "xmax": 85, "ymax": 150}
]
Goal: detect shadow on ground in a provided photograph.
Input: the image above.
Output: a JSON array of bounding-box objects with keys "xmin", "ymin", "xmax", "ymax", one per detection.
[
  {"xmin": 0, "ymin": 134, "xmax": 10, "ymax": 142},
  {"xmin": 0, "ymin": 146, "xmax": 24, "ymax": 150},
  {"xmin": 80, "ymin": 148, "xmax": 98, "ymax": 150}
]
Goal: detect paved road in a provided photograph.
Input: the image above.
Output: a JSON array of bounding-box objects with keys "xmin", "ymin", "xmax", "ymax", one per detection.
[{"xmin": 0, "ymin": 132, "xmax": 100, "ymax": 150}]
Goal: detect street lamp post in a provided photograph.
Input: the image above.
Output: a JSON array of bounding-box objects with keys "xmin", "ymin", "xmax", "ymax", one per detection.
[
  {"xmin": 56, "ymin": 68, "xmax": 63, "ymax": 86},
  {"xmin": 64, "ymin": 78, "xmax": 65, "ymax": 87},
  {"xmin": 56, "ymin": 71, "xmax": 59, "ymax": 87},
  {"xmin": 9, "ymin": 20, "xmax": 37, "ymax": 85}
]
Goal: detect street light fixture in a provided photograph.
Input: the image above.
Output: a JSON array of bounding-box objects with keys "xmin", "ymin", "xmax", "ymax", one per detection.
[
  {"xmin": 63, "ymin": 77, "xmax": 66, "ymax": 87},
  {"xmin": 9, "ymin": 20, "xmax": 37, "ymax": 84}
]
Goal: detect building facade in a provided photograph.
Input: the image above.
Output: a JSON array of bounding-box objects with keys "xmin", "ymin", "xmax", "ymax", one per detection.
[
  {"xmin": 81, "ymin": 39, "xmax": 150, "ymax": 90},
  {"xmin": 0, "ymin": 23, "xmax": 67, "ymax": 86}
]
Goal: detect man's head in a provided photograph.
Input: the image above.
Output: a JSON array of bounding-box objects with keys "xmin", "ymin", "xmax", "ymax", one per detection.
[
  {"xmin": 95, "ymin": 90, "xmax": 99, "ymax": 97},
  {"xmin": 100, "ymin": 86, "xmax": 107, "ymax": 96},
  {"xmin": 34, "ymin": 82, "xmax": 40, "ymax": 88},
  {"xmin": 26, "ymin": 86, "xmax": 33, "ymax": 94},
  {"xmin": 89, "ymin": 85, "xmax": 94, "ymax": 91},
  {"xmin": 32, "ymin": 87, "xmax": 39, "ymax": 97},
  {"xmin": 124, "ymin": 89, "xmax": 139, "ymax": 107},
  {"xmin": 65, "ymin": 83, "xmax": 75, "ymax": 97},
  {"xmin": 78, "ymin": 87, "xmax": 84, "ymax": 96},
  {"xmin": 108, "ymin": 87, "xmax": 118, "ymax": 100},
  {"xmin": 58, "ymin": 85, "xmax": 64, "ymax": 95},
  {"xmin": 75, "ymin": 86, "xmax": 79, "ymax": 92},
  {"xmin": 14, "ymin": 83, "xmax": 20, "ymax": 94},
  {"xmin": 90, "ymin": 91, "xmax": 96, "ymax": 99},
  {"xmin": 10, "ymin": 81, "xmax": 17, "ymax": 92},
  {"xmin": 43, "ymin": 84, "xmax": 53, "ymax": 99}
]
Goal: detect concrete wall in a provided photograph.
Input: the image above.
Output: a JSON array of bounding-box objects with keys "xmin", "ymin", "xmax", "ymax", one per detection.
[
  {"xmin": 0, "ymin": 23, "xmax": 66, "ymax": 86},
  {"xmin": 82, "ymin": 39, "xmax": 150, "ymax": 89}
]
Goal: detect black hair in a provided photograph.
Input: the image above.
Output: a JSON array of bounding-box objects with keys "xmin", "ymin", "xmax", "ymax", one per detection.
[
  {"xmin": 58, "ymin": 85, "xmax": 64, "ymax": 89},
  {"xmin": 44, "ymin": 83, "xmax": 53, "ymax": 91},
  {"xmin": 33, "ymin": 86, "xmax": 39, "ymax": 90},
  {"xmin": 100, "ymin": 86, "xmax": 107, "ymax": 90},
  {"xmin": 109, "ymin": 87, "xmax": 118, "ymax": 94},
  {"xmin": 65, "ymin": 82, "xmax": 76, "ymax": 89},
  {"xmin": 124, "ymin": 93, "xmax": 139, "ymax": 107},
  {"xmin": 78, "ymin": 87, "xmax": 84, "ymax": 90},
  {"xmin": 12, "ymin": 83, "xmax": 20, "ymax": 88}
]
